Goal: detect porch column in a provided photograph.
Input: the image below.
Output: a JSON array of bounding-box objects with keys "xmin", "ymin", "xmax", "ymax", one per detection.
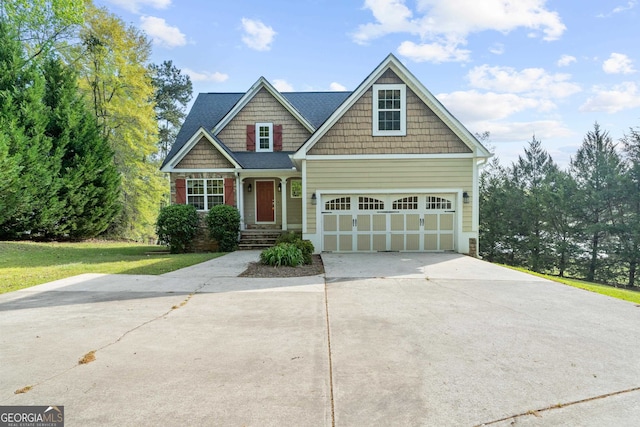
[
  {"xmin": 280, "ymin": 178, "xmax": 287, "ymax": 230},
  {"xmin": 238, "ymin": 176, "xmax": 245, "ymax": 230}
]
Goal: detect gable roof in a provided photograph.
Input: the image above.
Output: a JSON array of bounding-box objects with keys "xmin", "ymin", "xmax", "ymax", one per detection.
[
  {"xmin": 293, "ymin": 53, "xmax": 492, "ymax": 160},
  {"xmin": 161, "ymin": 87, "xmax": 351, "ymax": 169}
]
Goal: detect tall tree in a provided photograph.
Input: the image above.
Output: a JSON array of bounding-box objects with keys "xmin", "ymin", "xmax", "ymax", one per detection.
[
  {"xmin": 73, "ymin": 4, "xmax": 164, "ymax": 240},
  {"xmin": 42, "ymin": 57, "xmax": 121, "ymax": 238},
  {"xmin": 618, "ymin": 128, "xmax": 640, "ymax": 286},
  {"xmin": 511, "ymin": 137, "xmax": 558, "ymax": 272},
  {"xmin": 570, "ymin": 123, "xmax": 625, "ymax": 282},
  {"xmin": 150, "ymin": 60, "xmax": 192, "ymax": 159},
  {"xmin": 0, "ymin": 21, "xmax": 63, "ymax": 237},
  {"xmin": 0, "ymin": 0, "xmax": 86, "ymax": 61}
]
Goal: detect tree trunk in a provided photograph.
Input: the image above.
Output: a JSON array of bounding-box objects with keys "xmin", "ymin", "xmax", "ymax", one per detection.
[{"xmin": 588, "ymin": 233, "xmax": 599, "ymax": 282}]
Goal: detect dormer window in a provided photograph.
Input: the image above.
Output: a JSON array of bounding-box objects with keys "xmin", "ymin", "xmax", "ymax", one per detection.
[
  {"xmin": 372, "ymin": 84, "xmax": 406, "ymax": 136},
  {"xmin": 256, "ymin": 122, "xmax": 273, "ymax": 152}
]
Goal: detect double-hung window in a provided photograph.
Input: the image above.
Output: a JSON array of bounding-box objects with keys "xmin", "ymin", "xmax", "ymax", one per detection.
[
  {"xmin": 372, "ymin": 84, "xmax": 406, "ymax": 136},
  {"xmin": 256, "ymin": 123, "xmax": 273, "ymax": 152},
  {"xmin": 187, "ymin": 179, "xmax": 224, "ymax": 211}
]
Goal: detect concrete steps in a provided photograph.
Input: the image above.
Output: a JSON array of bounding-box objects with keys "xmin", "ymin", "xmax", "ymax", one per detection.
[{"xmin": 238, "ymin": 230, "xmax": 282, "ymax": 250}]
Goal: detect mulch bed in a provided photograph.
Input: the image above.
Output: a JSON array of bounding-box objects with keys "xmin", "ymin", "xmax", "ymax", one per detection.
[{"xmin": 238, "ymin": 254, "xmax": 325, "ymax": 278}]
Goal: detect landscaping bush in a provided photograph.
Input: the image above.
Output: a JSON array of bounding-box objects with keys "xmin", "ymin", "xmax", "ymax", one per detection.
[
  {"xmin": 156, "ymin": 204, "xmax": 199, "ymax": 254},
  {"xmin": 206, "ymin": 204, "xmax": 240, "ymax": 252},
  {"xmin": 276, "ymin": 232, "xmax": 314, "ymax": 265},
  {"xmin": 260, "ymin": 243, "xmax": 304, "ymax": 267},
  {"xmin": 276, "ymin": 231, "xmax": 302, "ymax": 245},
  {"xmin": 294, "ymin": 239, "xmax": 314, "ymax": 265}
]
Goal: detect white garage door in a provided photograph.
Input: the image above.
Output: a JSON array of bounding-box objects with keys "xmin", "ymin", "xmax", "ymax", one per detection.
[{"xmin": 321, "ymin": 194, "xmax": 456, "ymax": 252}]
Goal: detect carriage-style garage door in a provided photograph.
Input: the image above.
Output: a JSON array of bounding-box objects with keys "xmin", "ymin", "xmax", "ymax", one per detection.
[{"xmin": 321, "ymin": 194, "xmax": 456, "ymax": 252}]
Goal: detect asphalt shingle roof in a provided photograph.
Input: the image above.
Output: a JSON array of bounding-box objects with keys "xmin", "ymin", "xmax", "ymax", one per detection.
[{"xmin": 161, "ymin": 90, "xmax": 352, "ymax": 169}]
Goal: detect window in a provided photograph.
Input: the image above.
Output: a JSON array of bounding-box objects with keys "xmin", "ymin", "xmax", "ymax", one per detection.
[
  {"xmin": 256, "ymin": 123, "xmax": 273, "ymax": 152},
  {"xmin": 393, "ymin": 196, "xmax": 418, "ymax": 210},
  {"xmin": 426, "ymin": 196, "xmax": 452, "ymax": 210},
  {"xmin": 325, "ymin": 197, "xmax": 351, "ymax": 211},
  {"xmin": 290, "ymin": 180, "xmax": 302, "ymax": 198},
  {"xmin": 358, "ymin": 196, "xmax": 384, "ymax": 210},
  {"xmin": 187, "ymin": 179, "xmax": 224, "ymax": 210},
  {"xmin": 372, "ymin": 84, "xmax": 406, "ymax": 136}
]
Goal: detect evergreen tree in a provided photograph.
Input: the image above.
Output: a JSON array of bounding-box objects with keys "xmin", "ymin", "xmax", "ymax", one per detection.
[
  {"xmin": 511, "ymin": 137, "xmax": 558, "ymax": 272},
  {"xmin": 150, "ymin": 60, "xmax": 192, "ymax": 159},
  {"xmin": 0, "ymin": 21, "xmax": 63, "ymax": 238},
  {"xmin": 619, "ymin": 128, "xmax": 640, "ymax": 286},
  {"xmin": 569, "ymin": 123, "xmax": 625, "ymax": 282},
  {"xmin": 42, "ymin": 57, "xmax": 121, "ymax": 238}
]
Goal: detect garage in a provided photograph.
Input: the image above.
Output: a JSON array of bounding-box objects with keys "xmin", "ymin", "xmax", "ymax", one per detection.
[{"xmin": 321, "ymin": 194, "xmax": 456, "ymax": 252}]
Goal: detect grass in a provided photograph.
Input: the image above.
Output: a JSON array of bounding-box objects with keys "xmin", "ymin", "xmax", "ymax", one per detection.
[
  {"xmin": 0, "ymin": 241, "xmax": 224, "ymax": 294},
  {"xmin": 506, "ymin": 265, "xmax": 640, "ymax": 304}
]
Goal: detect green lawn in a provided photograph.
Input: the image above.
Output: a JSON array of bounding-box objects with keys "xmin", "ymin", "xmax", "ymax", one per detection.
[
  {"xmin": 0, "ymin": 241, "xmax": 224, "ymax": 294},
  {"xmin": 506, "ymin": 265, "xmax": 640, "ymax": 304}
]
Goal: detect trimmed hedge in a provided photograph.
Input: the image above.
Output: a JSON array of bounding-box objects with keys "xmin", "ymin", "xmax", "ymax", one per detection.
[
  {"xmin": 156, "ymin": 204, "xmax": 199, "ymax": 253},
  {"xmin": 206, "ymin": 205, "xmax": 240, "ymax": 252}
]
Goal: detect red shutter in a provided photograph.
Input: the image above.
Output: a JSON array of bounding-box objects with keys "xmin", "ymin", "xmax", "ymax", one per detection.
[
  {"xmin": 175, "ymin": 178, "xmax": 186, "ymax": 204},
  {"xmin": 246, "ymin": 124, "xmax": 256, "ymax": 151},
  {"xmin": 224, "ymin": 178, "xmax": 235, "ymax": 207},
  {"xmin": 274, "ymin": 124, "xmax": 283, "ymax": 151}
]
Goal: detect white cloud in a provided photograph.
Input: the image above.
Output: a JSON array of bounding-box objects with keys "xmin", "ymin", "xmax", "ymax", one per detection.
[
  {"xmin": 557, "ymin": 54, "xmax": 576, "ymax": 67},
  {"xmin": 183, "ymin": 68, "xmax": 229, "ymax": 83},
  {"xmin": 329, "ymin": 82, "xmax": 347, "ymax": 91},
  {"xmin": 579, "ymin": 82, "xmax": 640, "ymax": 113},
  {"xmin": 597, "ymin": 1, "xmax": 637, "ymax": 17},
  {"xmin": 106, "ymin": 0, "xmax": 171, "ymax": 13},
  {"xmin": 602, "ymin": 53, "xmax": 636, "ymax": 74},
  {"xmin": 470, "ymin": 120, "xmax": 573, "ymax": 142},
  {"xmin": 354, "ymin": 0, "xmax": 566, "ymax": 63},
  {"xmin": 489, "ymin": 43, "xmax": 505, "ymax": 55},
  {"xmin": 467, "ymin": 65, "xmax": 581, "ymax": 98},
  {"xmin": 273, "ymin": 79, "xmax": 294, "ymax": 92},
  {"xmin": 140, "ymin": 16, "xmax": 186, "ymax": 48},
  {"xmin": 398, "ymin": 40, "xmax": 470, "ymax": 63},
  {"xmin": 241, "ymin": 18, "xmax": 276, "ymax": 51},
  {"xmin": 437, "ymin": 90, "xmax": 555, "ymax": 122}
]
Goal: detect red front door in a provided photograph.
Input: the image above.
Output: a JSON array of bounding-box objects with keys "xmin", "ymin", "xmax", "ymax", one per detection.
[{"xmin": 256, "ymin": 181, "xmax": 275, "ymax": 222}]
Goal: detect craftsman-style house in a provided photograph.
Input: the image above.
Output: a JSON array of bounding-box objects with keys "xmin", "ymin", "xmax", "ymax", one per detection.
[{"xmin": 160, "ymin": 54, "xmax": 491, "ymax": 254}]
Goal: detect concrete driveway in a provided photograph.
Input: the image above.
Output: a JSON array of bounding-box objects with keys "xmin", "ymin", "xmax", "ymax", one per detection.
[{"xmin": 1, "ymin": 252, "xmax": 639, "ymax": 426}]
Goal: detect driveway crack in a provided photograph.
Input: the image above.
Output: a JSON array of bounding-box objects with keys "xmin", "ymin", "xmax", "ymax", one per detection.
[
  {"xmin": 12, "ymin": 283, "xmax": 207, "ymax": 396},
  {"xmin": 474, "ymin": 386, "xmax": 640, "ymax": 426},
  {"xmin": 324, "ymin": 280, "xmax": 336, "ymax": 427}
]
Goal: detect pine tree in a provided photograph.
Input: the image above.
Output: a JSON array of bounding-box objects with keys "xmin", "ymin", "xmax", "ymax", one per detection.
[
  {"xmin": 619, "ymin": 128, "xmax": 640, "ymax": 286},
  {"xmin": 570, "ymin": 123, "xmax": 625, "ymax": 282}
]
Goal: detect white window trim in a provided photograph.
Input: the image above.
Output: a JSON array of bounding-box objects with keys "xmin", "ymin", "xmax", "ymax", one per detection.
[
  {"xmin": 186, "ymin": 178, "xmax": 224, "ymax": 211},
  {"xmin": 256, "ymin": 122, "xmax": 273, "ymax": 152},
  {"xmin": 372, "ymin": 84, "xmax": 406, "ymax": 136}
]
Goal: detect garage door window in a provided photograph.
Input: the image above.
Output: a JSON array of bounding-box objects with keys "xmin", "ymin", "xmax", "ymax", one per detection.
[
  {"xmin": 325, "ymin": 197, "xmax": 351, "ymax": 210},
  {"xmin": 358, "ymin": 196, "xmax": 384, "ymax": 210},
  {"xmin": 393, "ymin": 196, "xmax": 418, "ymax": 210},
  {"xmin": 426, "ymin": 196, "xmax": 452, "ymax": 210}
]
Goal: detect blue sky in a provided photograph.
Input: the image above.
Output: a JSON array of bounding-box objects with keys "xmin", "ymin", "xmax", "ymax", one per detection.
[{"xmin": 94, "ymin": 0, "xmax": 640, "ymax": 167}]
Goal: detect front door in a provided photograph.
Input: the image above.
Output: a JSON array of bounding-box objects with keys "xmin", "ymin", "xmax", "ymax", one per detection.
[{"xmin": 256, "ymin": 180, "xmax": 275, "ymax": 223}]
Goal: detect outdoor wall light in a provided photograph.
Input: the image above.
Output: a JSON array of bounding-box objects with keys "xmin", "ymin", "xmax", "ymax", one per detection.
[
  {"xmin": 248, "ymin": 183, "xmax": 252, "ymax": 193},
  {"xmin": 278, "ymin": 182, "xmax": 282, "ymax": 192},
  {"xmin": 463, "ymin": 191, "xmax": 469, "ymax": 204},
  {"xmin": 311, "ymin": 192, "xmax": 317, "ymax": 205}
]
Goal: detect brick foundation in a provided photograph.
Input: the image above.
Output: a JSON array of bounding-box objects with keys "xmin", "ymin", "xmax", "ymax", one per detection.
[{"xmin": 190, "ymin": 212, "xmax": 219, "ymax": 252}]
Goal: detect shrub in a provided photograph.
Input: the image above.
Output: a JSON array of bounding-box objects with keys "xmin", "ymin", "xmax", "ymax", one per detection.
[
  {"xmin": 156, "ymin": 204, "xmax": 199, "ymax": 254},
  {"xmin": 206, "ymin": 204, "xmax": 240, "ymax": 252},
  {"xmin": 294, "ymin": 239, "xmax": 314, "ymax": 265},
  {"xmin": 276, "ymin": 231, "xmax": 302, "ymax": 245},
  {"xmin": 260, "ymin": 243, "xmax": 304, "ymax": 267}
]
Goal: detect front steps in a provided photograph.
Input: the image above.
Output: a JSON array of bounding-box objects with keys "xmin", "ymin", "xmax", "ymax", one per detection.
[{"xmin": 238, "ymin": 230, "xmax": 282, "ymax": 250}]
